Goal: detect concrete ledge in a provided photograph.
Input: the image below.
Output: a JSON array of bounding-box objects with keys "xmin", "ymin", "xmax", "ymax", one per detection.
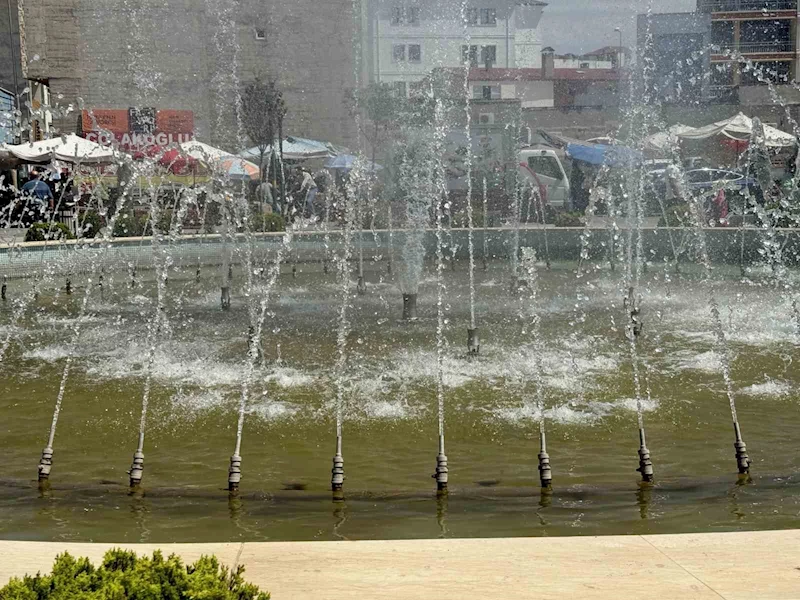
[{"xmin": 1, "ymin": 530, "xmax": 799, "ymax": 599}]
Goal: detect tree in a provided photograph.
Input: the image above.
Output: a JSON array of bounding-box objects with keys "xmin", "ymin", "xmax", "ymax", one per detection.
[{"xmin": 241, "ymin": 76, "xmax": 287, "ymax": 184}]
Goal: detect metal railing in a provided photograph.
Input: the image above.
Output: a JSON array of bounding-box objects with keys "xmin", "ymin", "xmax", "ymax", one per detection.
[
  {"xmin": 712, "ymin": 40, "xmax": 796, "ymax": 54},
  {"xmin": 699, "ymin": 0, "xmax": 797, "ymax": 11}
]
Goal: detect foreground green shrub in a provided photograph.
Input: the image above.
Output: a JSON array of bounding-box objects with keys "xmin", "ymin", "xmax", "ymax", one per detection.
[
  {"xmin": 553, "ymin": 211, "xmax": 583, "ymax": 227},
  {"xmin": 78, "ymin": 210, "xmax": 102, "ymax": 239},
  {"xmin": 250, "ymin": 212, "xmax": 285, "ymax": 232},
  {"xmin": 113, "ymin": 213, "xmax": 150, "ymax": 238},
  {"xmin": 658, "ymin": 203, "xmax": 692, "ymax": 227},
  {"xmin": 0, "ymin": 549, "xmax": 269, "ymax": 600},
  {"xmin": 25, "ymin": 222, "xmax": 75, "ymax": 242}
]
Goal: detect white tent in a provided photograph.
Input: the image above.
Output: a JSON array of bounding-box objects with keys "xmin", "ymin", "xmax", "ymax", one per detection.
[
  {"xmin": 54, "ymin": 134, "xmax": 117, "ymax": 163},
  {"xmin": 180, "ymin": 139, "xmax": 234, "ymax": 163},
  {"xmin": 644, "ymin": 124, "xmax": 696, "ymax": 154},
  {"xmin": 7, "ymin": 134, "xmax": 116, "ymax": 163},
  {"xmin": 677, "ymin": 113, "xmax": 796, "ymax": 148}
]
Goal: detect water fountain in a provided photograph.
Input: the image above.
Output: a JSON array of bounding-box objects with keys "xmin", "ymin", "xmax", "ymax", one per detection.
[{"xmin": 4, "ymin": 2, "xmax": 800, "ymax": 546}]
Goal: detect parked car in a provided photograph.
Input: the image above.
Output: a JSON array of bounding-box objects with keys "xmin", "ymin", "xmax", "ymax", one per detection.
[{"xmin": 518, "ymin": 147, "xmax": 571, "ymax": 209}]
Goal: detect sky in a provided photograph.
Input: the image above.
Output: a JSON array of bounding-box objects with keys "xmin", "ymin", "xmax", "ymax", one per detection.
[{"xmin": 540, "ymin": 0, "xmax": 697, "ymax": 54}]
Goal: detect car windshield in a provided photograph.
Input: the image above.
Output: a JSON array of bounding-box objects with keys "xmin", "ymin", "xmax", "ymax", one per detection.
[{"xmin": 527, "ymin": 155, "xmax": 563, "ymax": 180}]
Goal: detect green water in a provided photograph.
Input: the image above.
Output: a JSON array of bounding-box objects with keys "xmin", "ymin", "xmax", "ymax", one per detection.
[{"xmin": 1, "ymin": 257, "xmax": 799, "ymax": 542}]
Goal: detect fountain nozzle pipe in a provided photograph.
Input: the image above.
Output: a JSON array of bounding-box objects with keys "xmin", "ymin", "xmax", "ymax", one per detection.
[
  {"xmin": 221, "ymin": 286, "xmax": 231, "ymax": 310},
  {"xmin": 37, "ymin": 446, "xmax": 53, "ymax": 481},
  {"xmin": 1, "ymin": 275, "xmax": 6, "ymax": 300},
  {"xmin": 228, "ymin": 453, "xmax": 242, "ymax": 492},
  {"xmin": 402, "ymin": 293, "xmax": 418, "ymax": 321},
  {"xmin": 331, "ymin": 436, "xmax": 344, "ymax": 492},
  {"xmin": 538, "ymin": 431, "xmax": 552, "ymax": 489},
  {"xmin": 734, "ymin": 421, "xmax": 750, "ymax": 474},
  {"xmin": 357, "ymin": 275, "xmax": 366, "ymax": 295},
  {"xmin": 636, "ymin": 428, "xmax": 654, "ymax": 483},
  {"xmin": 467, "ymin": 328, "xmax": 480, "ymax": 355},
  {"xmin": 65, "ymin": 277, "xmax": 72, "ymax": 295},
  {"xmin": 128, "ymin": 450, "xmax": 144, "ymax": 488},
  {"xmin": 432, "ymin": 435, "xmax": 448, "ymax": 492}
]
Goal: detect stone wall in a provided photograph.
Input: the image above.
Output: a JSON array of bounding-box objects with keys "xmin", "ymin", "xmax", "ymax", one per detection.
[{"xmin": 19, "ymin": 0, "xmax": 360, "ymax": 150}]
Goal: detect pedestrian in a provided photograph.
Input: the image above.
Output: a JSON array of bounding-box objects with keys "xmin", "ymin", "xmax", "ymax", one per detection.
[
  {"xmin": 21, "ymin": 168, "xmax": 54, "ymax": 225},
  {"xmin": 256, "ymin": 179, "xmax": 275, "ymax": 214},
  {"xmin": 299, "ymin": 167, "xmax": 318, "ymax": 218}
]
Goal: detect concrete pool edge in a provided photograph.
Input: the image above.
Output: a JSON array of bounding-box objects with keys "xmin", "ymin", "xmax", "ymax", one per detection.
[{"xmin": 1, "ymin": 530, "xmax": 798, "ymax": 599}]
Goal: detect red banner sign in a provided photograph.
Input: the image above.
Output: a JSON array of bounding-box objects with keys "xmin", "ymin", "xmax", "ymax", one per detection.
[{"xmin": 81, "ymin": 108, "xmax": 194, "ymax": 149}]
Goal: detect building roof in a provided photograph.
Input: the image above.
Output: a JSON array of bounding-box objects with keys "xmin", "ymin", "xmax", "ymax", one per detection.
[
  {"xmin": 467, "ymin": 67, "xmax": 622, "ymax": 82},
  {"xmin": 585, "ymin": 46, "xmax": 632, "ymax": 57}
]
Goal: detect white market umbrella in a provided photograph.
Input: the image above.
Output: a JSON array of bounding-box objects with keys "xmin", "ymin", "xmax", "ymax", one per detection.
[
  {"xmin": 644, "ymin": 124, "xmax": 696, "ymax": 154},
  {"xmin": 54, "ymin": 134, "xmax": 117, "ymax": 163},
  {"xmin": 240, "ymin": 136, "xmax": 336, "ymax": 163},
  {"xmin": 8, "ymin": 134, "xmax": 116, "ymax": 163},
  {"xmin": 678, "ymin": 113, "xmax": 796, "ymax": 148},
  {"xmin": 180, "ymin": 139, "xmax": 235, "ymax": 163}
]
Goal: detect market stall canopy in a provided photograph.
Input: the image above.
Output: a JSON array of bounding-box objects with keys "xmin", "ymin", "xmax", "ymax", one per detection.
[
  {"xmin": 179, "ymin": 140, "xmax": 259, "ymax": 180},
  {"xmin": 180, "ymin": 140, "xmax": 234, "ymax": 163},
  {"xmin": 325, "ymin": 154, "xmax": 382, "ymax": 172},
  {"xmin": 7, "ymin": 134, "xmax": 116, "ymax": 163},
  {"xmin": 677, "ymin": 113, "xmax": 796, "ymax": 148},
  {"xmin": 644, "ymin": 124, "xmax": 696, "ymax": 154},
  {"xmin": 566, "ymin": 142, "xmax": 643, "ymax": 167},
  {"xmin": 240, "ymin": 136, "xmax": 337, "ymax": 163},
  {"xmin": 219, "ymin": 157, "xmax": 260, "ymax": 181}
]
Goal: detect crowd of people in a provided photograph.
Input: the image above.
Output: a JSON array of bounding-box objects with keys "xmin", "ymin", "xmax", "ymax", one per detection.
[{"xmin": 0, "ymin": 167, "xmax": 76, "ymax": 228}]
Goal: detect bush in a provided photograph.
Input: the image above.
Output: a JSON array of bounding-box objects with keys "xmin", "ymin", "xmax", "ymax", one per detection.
[
  {"xmin": 0, "ymin": 549, "xmax": 270, "ymax": 600},
  {"xmin": 78, "ymin": 210, "xmax": 102, "ymax": 239},
  {"xmin": 113, "ymin": 213, "xmax": 150, "ymax": 238},
  {"xmin": 658, "ymin": 203, "xmax": 692, "ymax": 227},
  {"xmin": 553, "ymin": 211, "xmax": 583, "ymax": 227},
  {"xmin": 24, "ymin": 222, "xmax": 75, "ymax": 242},
  {"xmin": 250, "ymin": 212, "xmax": 285, "ymax": 232}
]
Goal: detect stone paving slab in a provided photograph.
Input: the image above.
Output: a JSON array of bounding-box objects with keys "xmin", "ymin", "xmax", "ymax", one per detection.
[{"xmin": 0, "ymin": 531, "xmax": 798, "ymax": 599}]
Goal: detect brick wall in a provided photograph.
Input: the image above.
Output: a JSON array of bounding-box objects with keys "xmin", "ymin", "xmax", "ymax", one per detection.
[{"xmin": 19, "ymin": 0, "xmax": 360, "ymax": 149}]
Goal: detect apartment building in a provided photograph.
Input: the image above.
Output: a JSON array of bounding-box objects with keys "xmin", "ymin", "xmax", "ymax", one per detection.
[
  {"xmin": 365, "ymin": 0, "xmax": 547, "ymax": 96},
  {"xmin": 698, "ymin": 0, "xmax": 800, "ymax": 92}
]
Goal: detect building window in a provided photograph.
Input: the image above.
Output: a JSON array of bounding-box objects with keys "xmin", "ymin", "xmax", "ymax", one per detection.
[
  {"xmin": 407, "ymin": 6, "xmax": 420, "ymax": 26},
  {"xmin": 254, "ymin": 28, "xmax": 266, "ymax": 40},
  {"xmin": 393, "ymin": 81, "xmax": 407, "ymax": 98},
  {"xmin": 480, "ymin": 45, "xmax": 497, "ymax": 66},
  {"xmin": 392, "ymin": 44, "xmax": 406, "ymax": 62},
  {"xmin": 466, "ymin": 8, "xmax": 478, "ymax": 25},
  {"xmin": 479, "ymin": 8, "xmax": 497, "ymax": 25},
  {"xmin": 580, "ymin": 62, "xmax": 590, "ymax": 68},
  {"xmin": 473, "ymin": 85, "xmax": 500, "ymax": 100},
  {"xmin": 462, "ymin": 45, "xmax": 479, "ymax": 67},
  {"xmin": 408, "ymin": 44, "xmax": 421, "ymax": 63},
  {"xmin": 391, "ymin": 6, "xmax": 403, "ymax": 25}
]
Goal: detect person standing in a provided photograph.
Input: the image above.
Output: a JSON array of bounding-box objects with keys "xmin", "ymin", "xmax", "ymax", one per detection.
[
  {"xmin": 21, "ymin": 168, "xmax": 54, "ymax": 224},
  {"xmin": 299, "ymin": 168, "xmax": 317, "ymax": 218}
]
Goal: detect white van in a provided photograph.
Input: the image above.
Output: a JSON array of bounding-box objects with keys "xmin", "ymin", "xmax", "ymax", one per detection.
[{"xmin": 518, "ymin": 147, "xmax": 571, "ymax": 209}]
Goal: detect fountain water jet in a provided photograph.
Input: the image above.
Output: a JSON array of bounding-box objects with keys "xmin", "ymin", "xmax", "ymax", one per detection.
[
  {"xmin": 520, "ymin": 248, "xmax": 552, "ymax": 489},
  {"xmin": 482, "ymin": 178, "xmax": 489, "ymax": 271},
  {"xmin": 330, "ymin": 159, "xmax": 360, "ymax": 493}
]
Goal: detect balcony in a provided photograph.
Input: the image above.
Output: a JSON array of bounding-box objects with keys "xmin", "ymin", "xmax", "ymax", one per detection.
[
  {"xmin": 711, "ymin": 40, "xmax": 796, "ymax": 55},
  {"xmin": 699, "ymin": 0, "xmax": 797, "ymax": 12}
]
